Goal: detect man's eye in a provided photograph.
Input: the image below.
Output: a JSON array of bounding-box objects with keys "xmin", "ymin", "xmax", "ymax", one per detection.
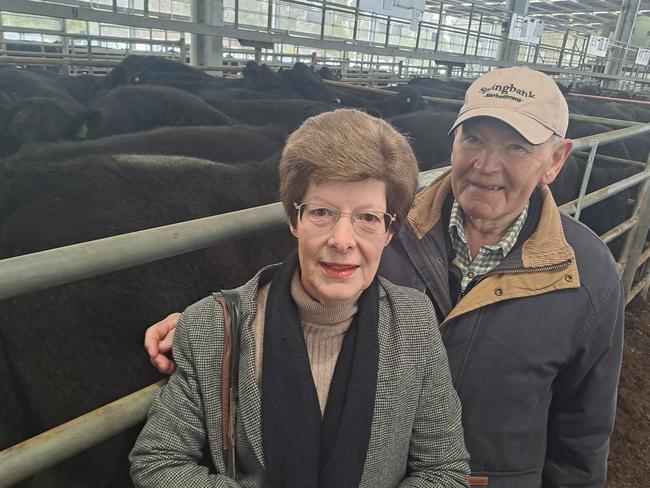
[
  {"xmin": 358, "ymin": 212, "xmax": 381, "ymax": 224},
  {"xmin": 508, "ymin": 144, "xmax": 528, "ymax": 152},
  {"xmin": 464, "ymin": 136, "xmax": 481, "ymax": 145}
]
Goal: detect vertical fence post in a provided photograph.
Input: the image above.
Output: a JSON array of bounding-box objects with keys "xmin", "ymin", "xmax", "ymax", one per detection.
[
  {"xmin": 574, "ymin": 139, "xmax": 599, "ymax": 221},
  {"xmin": 620, "ymin": 152, "xmax": 650, "ymax": 297}
]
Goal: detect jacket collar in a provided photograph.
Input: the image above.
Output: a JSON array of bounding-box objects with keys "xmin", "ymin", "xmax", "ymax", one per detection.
[{"xmin": 407, "ymin": 171, "xmax": 576, "ymax": 268}]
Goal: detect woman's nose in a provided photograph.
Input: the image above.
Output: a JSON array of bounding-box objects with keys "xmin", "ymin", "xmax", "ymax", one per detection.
[{"xmin": 327, "ymin": 215, "xmax": 356, "ymax": 251}]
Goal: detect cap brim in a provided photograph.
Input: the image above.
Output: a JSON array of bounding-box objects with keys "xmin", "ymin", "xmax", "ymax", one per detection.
[{"xmin": 448, "ymin": 106, "xmax": 555, "ymax": 145}]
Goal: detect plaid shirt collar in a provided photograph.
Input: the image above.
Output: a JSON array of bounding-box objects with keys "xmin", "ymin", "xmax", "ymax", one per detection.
[{"xmin": 449, "ymin": 200, "xmax": 530, "ymax": 292}]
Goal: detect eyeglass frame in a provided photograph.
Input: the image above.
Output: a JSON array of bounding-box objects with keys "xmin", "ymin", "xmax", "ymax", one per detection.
[{"xmin": 293, "ymin": 202, "xmax": 397, "ymax": 235}]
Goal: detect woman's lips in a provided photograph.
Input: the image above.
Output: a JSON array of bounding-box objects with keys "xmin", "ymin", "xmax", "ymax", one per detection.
[{"xmin": 321, "ymin": 262, "xmax": 358, "ymax": 278}]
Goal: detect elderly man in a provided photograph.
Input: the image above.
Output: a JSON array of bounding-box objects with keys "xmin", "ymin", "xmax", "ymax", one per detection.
[{"xmin": 145, "ymin": 67, "xmax": 624, "ymax": 488}]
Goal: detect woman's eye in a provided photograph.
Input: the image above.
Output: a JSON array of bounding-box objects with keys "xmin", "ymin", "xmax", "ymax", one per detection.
[
  {"xmin": 310, "ymin": 207, "xmax": 333, "ymax": 218},
  {"xmin": 358, "ymin": 212, "xmax": 381, "ymax": 223}
]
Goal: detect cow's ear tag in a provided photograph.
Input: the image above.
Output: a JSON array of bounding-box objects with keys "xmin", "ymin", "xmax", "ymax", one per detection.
[{"xmin": 76, "ymin": 123, "xmax": 88, "ymax": 140}]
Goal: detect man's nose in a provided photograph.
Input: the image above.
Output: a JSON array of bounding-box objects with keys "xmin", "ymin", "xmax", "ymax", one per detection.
[{"xmin": 474, "ymin": 145, "xmax": 502, "ymax": 172}]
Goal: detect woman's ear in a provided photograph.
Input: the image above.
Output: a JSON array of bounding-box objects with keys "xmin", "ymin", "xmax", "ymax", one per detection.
[
  {"xmin": 384, "ymin": 230, "xmax": 394, "ymax": 247},
  {"xmin": 289, "ymin": 223, "xmax": 298, "ymax": 237}
]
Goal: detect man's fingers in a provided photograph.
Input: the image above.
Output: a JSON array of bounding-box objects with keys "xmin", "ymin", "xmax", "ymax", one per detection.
[
  {"xmin": 158, "ymin": 329, "xmax": 176, "ymax": 353},
  {"xmin": 144, "ymin": 312, "xmax": 181, "ymax": 358}
]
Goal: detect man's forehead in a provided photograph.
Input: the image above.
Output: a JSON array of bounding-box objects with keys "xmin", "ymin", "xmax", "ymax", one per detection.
[{"xmin": 461, "ymin": 117, "xmax": 532, "ymax": 143}]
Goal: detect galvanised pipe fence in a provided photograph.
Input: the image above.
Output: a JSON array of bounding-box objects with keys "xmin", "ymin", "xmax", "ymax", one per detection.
[{"xmin": 0, "ymin": 95, "xmax": 649, "ymax": 487}]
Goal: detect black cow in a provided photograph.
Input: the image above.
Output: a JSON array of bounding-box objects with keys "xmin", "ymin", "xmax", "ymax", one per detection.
[
  {"xmin": 280, "ymin": 62, "xmax": 338, "ymax": 103},
  {"xmin": 243, "ymin": 61, "xmax": 301, "ymax": 98},
  {"xmin": 104, "ymin": 54, "xmax": 212, "ymax": 89},
  {"xmin": 86, "ymin": 85, "xmax": 234, "ymax": 138},
  {"xmin": 0, "ymin": 153, "xmax": 295, "ymax": 488},
  {"xmin": 202, "ymin": 97, "xmax": 335, "ymax": 132},
  {"xmin": 7, "ymin": 97, "xmax": 91, "ymax": 146},
  {"xmin": 367, "ymin": 85, "xmax": 426, "ymax": 118},
  {"xmin": 388, "ymin": 110, "xmax": 458, "ymax": 170},
  {"xmin": 4, "ymin": 125, "xmax": 287, "ymax": 170}
]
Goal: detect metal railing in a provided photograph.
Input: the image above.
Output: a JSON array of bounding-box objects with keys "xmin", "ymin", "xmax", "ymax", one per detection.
[{"xmin": 0, "ymin": 85, "xmax": 649, "ymax": 486}]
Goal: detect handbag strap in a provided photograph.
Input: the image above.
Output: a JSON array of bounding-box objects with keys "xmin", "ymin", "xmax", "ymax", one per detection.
[{"xmin": 213, "ymin": 290, "xmax": 241, "ymax": 480}]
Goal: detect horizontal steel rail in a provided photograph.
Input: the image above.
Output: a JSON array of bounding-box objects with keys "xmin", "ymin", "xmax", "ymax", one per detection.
[
  {"xmin": 627, "ymin": 271, "xmax": 650, "ymax": 304},
  {"xmin": 0, "ymin": 382, "xmax": 165, "ymax": 488},
  {"xmin": 571, "ymin": 123, "xmax": 650, "ymax": 151},
  {"xmin": 559, "ymin": 171, "xmax": 650, "ymax": 215},
  {"xmin": 573, "ymin": 151, "xmax": 646, "ymax": 168},
  {"xmin": 600, "ymin": 216, "xmax": 639, "ymax": 244},
  {"xmin": 322, "ymin": 80, "xmax": 642, "ymax": 128},
  {"xmin": 0, "ymin": 202, "xmax": 286, "ymax": 302},
  {"xmin": 0, "ymin": 169, "xmax": 448, "ymax": 302}
]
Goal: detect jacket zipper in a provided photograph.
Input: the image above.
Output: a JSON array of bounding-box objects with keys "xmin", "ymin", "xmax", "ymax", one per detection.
[{"xmin": 459, "ymin": 259, "xmax": 573, "ymax": 300}]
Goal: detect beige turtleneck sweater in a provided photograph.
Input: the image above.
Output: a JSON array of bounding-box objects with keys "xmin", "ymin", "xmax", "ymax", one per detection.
[{"xmin": 252, "ymin": 272, "xmax": 359, "ymax": 414}]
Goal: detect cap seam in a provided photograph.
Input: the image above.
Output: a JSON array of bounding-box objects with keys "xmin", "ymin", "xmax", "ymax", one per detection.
[{"xmin": 459, "ymin": 104, "xmax": 564, "ymax": 134}]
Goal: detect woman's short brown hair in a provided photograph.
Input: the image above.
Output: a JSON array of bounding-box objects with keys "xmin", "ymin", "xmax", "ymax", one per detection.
[{"xmin": 280, "ymin": 109, "xmax": 419, "ymax": 231}]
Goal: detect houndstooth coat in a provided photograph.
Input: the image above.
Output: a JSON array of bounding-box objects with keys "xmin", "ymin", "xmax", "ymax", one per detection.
[{"xmin": 130, "ymin": 264, "xmax": 469, "ymax": 487}]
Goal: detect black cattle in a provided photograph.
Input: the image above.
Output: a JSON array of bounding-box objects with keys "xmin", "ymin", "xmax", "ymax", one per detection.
[
  {"xmin": 0, "ymin": 91, "xmax": 19, "ymax": 157},
  {"xmin": 7, "ymin": 97, "xmax": 90, "ymax": 146},
  {"xmin": 198, "ymin": 87, "xmax": 287, "ymax": 100},
  {"xmin": 203, "ymin": 97, "xmax": 335, "ymax": 132},
  {"xmin": 280, "ymin": 62, "xmax": 338, "ymax": 103},
  {"xmin": 242, "ymin": 61, "xmax": 301, "ymax": 98},
  {"xmin": 0, "ymin": 153, "xmax": 295, "ymax": 487},
  {"xmin": 4, "ymin": 125, "xmax": 287, "ymax": 171},
  {"xmin": 408, "ymin": 77, "xmax": 468, "ymax": 100},
  {"xmin": 566, "ymin": 120, "xmax": 633, "ymax": 161},
  {"xmin": 0, "ymin": 68, "xmax": 91, "ymax": 150},
  {"xmin": 104, "ymin": 54, "xmax": 212, "ymax": 88},
  {"xmin": 572, "ymin": 157, "xmax": 641, "ymax": 258},
  {"xmin": 388, "ymin": 110, "xmax": 458, "ymax": 170},
  {"xmin": 318, "ymin": 66, "xmax": 340, "ymax": 81},
  {"xmin": 367, "ymin": 85, "xmax": 426, "ymax": 118},
  {"xmin": 549, "ymin": 155, "xmax": 580, "ymax": 206},
  {"xmin": 86, "ymin": 85, "xmax": 234, "ymax": 138},
  {"xmin": 48, "ymin": 73, "xmax": 108, "ymax": 104},
  {"xmin": 0, "ymin": 66, "xmax": 75, "ymax": 101}
]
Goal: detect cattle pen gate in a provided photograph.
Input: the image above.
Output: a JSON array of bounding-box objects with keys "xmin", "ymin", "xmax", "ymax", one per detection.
[{"xmin": 0, "ymin": 81, "xmax": 649, "ymax": 487}]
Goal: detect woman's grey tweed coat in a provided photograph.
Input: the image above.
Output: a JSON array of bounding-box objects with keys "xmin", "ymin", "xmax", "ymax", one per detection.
[{"xmin": 130, "ymin": 264, "xmax": 470, "ymax": 488}]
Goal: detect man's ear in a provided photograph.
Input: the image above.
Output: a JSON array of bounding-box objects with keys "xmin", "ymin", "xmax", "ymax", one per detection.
[
  {"xmin": 289, "ymin": 223, "xmax": 298, "ymax": 237},
  {"xmin": 541, "ymin": 138, "xmax": 573, "ymax": 186}
]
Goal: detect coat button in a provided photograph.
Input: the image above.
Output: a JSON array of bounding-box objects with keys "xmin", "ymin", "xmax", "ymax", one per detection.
[
  {"xmin": 436, "ymin": 256, "xmax": 443, "ymax": 263},
  {"xmin": 565, "ymin": 274, "xmax": 573, "ymax": 282},
  {"xmin": 494, "ymin": 288, "xmax": 503, "ymax": 296},
  {"xmin": 467, "ymin": 271, "xmax": 475, "ymax": 279}
]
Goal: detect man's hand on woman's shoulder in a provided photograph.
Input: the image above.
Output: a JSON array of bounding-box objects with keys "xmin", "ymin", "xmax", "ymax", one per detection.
[{"xmin": 144, "ymin": 312, "xmax": 180, "ymax": 374}]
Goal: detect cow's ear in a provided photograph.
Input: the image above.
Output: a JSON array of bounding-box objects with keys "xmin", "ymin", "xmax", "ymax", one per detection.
[
  {"xmin": 78, "ymin": 109, "xmax": 102, "ymax": 139},
  {"xmin": 541, "ymin": 138, "xmax": 573, "ymax": 185}
]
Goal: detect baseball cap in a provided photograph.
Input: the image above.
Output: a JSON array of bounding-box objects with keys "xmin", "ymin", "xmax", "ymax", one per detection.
[{"xmin": 449, "ymin": 67, "xmax": 569, "ymax": 145}]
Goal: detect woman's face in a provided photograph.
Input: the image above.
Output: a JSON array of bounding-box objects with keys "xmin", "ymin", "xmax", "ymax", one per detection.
[{"xmin": 290, "ymin": 179, "xmax": 394, "ymax": 306}]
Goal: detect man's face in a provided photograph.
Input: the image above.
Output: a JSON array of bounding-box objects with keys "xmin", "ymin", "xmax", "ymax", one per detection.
[{"xmin": 451, "ymin": 118, "xmax": 570, "ymax": 228}]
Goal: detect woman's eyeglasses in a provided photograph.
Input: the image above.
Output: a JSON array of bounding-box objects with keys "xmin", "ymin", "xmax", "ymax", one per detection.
[{"xmin": 294, "ymin": 202, "xmax": 396, "ymax": 236}]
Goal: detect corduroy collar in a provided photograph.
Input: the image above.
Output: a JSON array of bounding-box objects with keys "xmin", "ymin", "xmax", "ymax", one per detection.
[{"xmin": 407, "ymin": 170, "xmax": 575, "ymax": 268}]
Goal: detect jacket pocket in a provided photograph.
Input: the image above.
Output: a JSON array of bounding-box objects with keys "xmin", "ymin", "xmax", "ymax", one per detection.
[
  {"xmin": 469, "ymin": 468, "xmax": 541, "ymax": 488},
  {"xmin": 469, "ymin": 476, "xmax": 488, "ymax": 486}
]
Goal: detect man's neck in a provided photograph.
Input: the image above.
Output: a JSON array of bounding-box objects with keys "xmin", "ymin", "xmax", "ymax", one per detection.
[{"xmin": 463, "ymin": 214, "xmax": 518, "ymax": 259}]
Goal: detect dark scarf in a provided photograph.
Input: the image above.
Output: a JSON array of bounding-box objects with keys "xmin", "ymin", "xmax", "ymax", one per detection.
[{"xmin": 261, "ymin": 250, "xmax": 379, "ymax": 488}]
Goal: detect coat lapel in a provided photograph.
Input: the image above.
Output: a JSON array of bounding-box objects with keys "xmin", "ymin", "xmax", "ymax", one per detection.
[{"xmin": 237, "ymin": 295, "xmax": 266, "ymax": 469}]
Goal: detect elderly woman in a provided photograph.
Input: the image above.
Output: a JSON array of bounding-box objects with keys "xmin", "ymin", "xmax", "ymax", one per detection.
[{"xmin": 129, "ymin": 109, "xmax": 469, "ymax": 487}]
